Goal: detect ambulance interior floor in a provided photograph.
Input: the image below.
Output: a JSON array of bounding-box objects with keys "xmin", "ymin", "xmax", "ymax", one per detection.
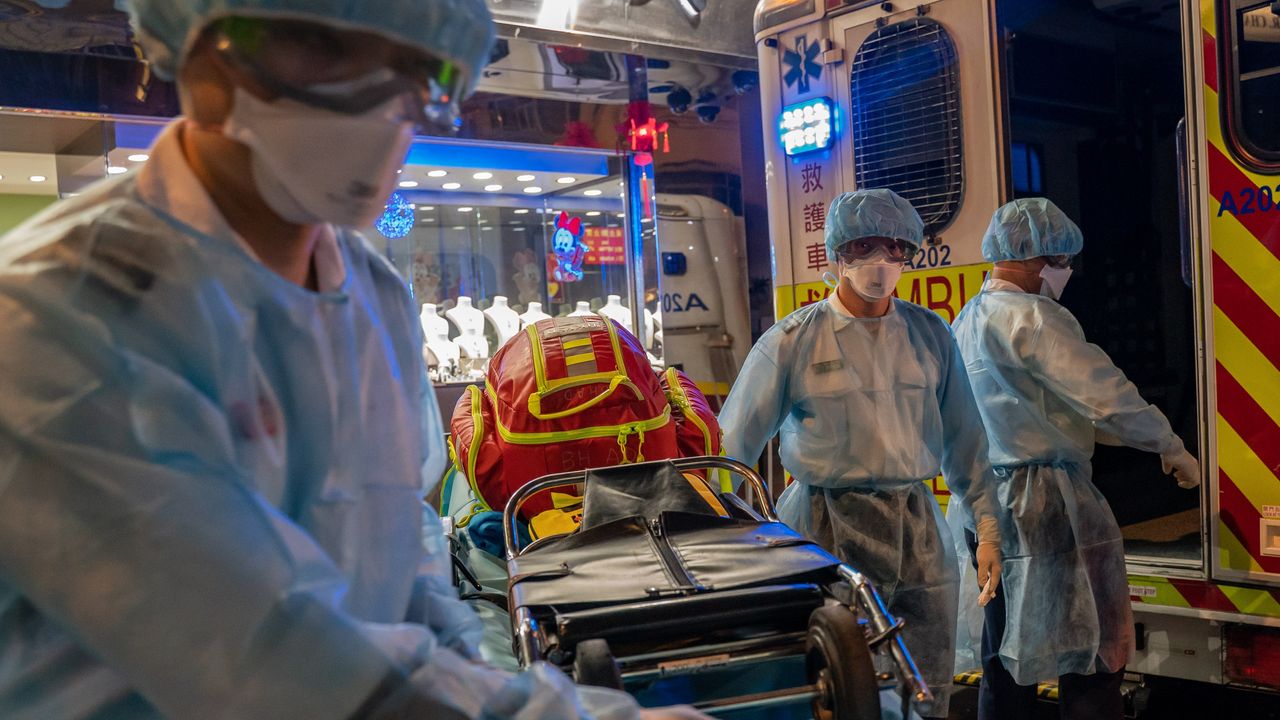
[{"xmin": 1120, "ymin": 509, "xmax": 1201, "ymax": 562}]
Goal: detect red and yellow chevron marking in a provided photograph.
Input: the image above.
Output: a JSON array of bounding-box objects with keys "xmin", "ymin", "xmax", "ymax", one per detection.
[
  {"xmin": 1201, "ymin": 2, "xmax": 1280, "ymax": 580},
  {"xmin": 1128, "ymin": 573, "xmax": 1280, "ymax": 619}
]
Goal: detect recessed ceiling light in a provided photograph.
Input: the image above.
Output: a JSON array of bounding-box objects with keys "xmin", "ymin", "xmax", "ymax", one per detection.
[
  {"xmin": 586, "ymin": 211, "xmax": 602, "ymax": 216},
  {"xmin": 514, "ymin": 226, "xmax": 527, "ymax": 231},
  {"xmin": 428, "ymin": 170, "xmax": 448, "ymax": 177},
  {"xmin": 29, "ymin": 175, "xmax": 46, "ymax": 182},
  {"xmin": 584, "ymin": 189, "xmax": 602, "ymax": 196},
  {"xmin": 421, "ymin": 206, "xmax": 435, "ymax": 211},
  {"xmin": 453, "ymin": 225, "xmax": 465, "ymax": 230},
  {"xmin": 557, "ymin": 177, "xmax": 576, "ymax": 184},
  {"xmin": 127, "ymin": 153, "xmax": 150, "ymax": 162},
  {"xmin": 616, "ymin": 212, "xmax": 626, "ymax": 218},
  {"xmin": 457, "ymin": 206, "xmax": 473, "ymax": 212},
  {"xmin": 399, "ymin": 180, "xmax": 420, "ymax": 188},
  {"xmin": 523, "ymin": 186, "xmax": 542, "ymax": 194},
  {"xmin": 442, "ymin": 182, "xmax": 461, "ymax": 190},
  {"xmin": 517, "ymin": 174, "xmax": 536, "ymax": 182},
  {"xmin": 484, "ymin": 184, "xmax": 503, "ymax": 192},
  {"xmin": 514, "ymin": 209, "xmax": 530, "ymax": 214},
  {"xmin": 473, "ymin": 172, "xmax": 493, "ymax": 180}
]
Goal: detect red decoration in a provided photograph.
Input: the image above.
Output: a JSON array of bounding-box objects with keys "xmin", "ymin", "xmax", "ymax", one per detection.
[
  {"xmin": 616, "ymin": 100, "xmax": 670, "ymax": 155},
  {"xmin": 556, "ymin": 120, "xmax": 601, "ymax": 148}
]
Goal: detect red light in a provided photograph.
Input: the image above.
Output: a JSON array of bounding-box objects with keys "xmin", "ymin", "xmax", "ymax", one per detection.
[{"xmin": 1225, "ymin": 625, "xmax": 1280, "ymax": 690}]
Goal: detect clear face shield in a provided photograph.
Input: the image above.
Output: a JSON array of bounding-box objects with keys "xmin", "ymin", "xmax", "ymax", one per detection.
[
  {"xmin": 211, "ymin": 17, "xmax": 468, "ymax": 134},
  {"xmin": 834, "ymin": 236, "xmax": 919, "ymax": 265}
]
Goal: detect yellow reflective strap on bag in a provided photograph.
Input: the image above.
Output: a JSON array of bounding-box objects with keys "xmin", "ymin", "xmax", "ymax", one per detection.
[{"xmin": 683, "ymin": 473, "xmax": 730, "ymax": 518}]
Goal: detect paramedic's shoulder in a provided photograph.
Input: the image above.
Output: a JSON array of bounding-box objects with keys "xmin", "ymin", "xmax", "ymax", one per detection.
[{"xmin": 749, "ymin": 300, "xmax": 826, "ymax": 369}]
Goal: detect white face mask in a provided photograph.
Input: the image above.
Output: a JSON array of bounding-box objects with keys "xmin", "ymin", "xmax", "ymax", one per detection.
[
  {"xmin": 1038, "ymin": 265, "xmax": 1073, "ymax": 300},
  {"xmin": 222, "ymin": 84, "xmax": 414, "ymax": 227},
  {"xmin": 842, "ymin": 257, "xmax": 903, "ymax": 301}
]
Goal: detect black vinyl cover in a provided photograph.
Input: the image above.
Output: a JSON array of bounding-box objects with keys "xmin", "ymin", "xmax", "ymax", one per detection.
[
  {"xmin": 509, "ymin": 510, "xmax": 841, "ymax": 610},
  {"xmin": 579, "ymin": 461, "xmax": 716, "ymax": 529}
]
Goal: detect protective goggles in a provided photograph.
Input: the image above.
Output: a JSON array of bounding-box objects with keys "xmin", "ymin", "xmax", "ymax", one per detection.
[
  {"xmin": 1044, "ymin": 254, "xmax": 1074, "ymax": 269},
  {"xmin": 211, "ymin": 17, "xmax": 467, "ymax": 132},
  {"xmin": 834, "ymin": 236, "xmax": 918, "ymax": 264}
]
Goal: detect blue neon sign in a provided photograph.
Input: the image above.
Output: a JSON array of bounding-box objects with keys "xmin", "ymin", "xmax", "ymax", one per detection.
[{"xmin": 780, "ymin": 97, "xmax": 834, "ymax": 156}]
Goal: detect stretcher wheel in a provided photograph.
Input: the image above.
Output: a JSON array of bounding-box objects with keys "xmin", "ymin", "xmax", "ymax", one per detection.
[
  {"xmin": 806, "ymin": 605, "xmax": 879, "ymax": 720},
  {"xmin": 573, "ymin": 639, "xmax": 624, "ymax": 690}
]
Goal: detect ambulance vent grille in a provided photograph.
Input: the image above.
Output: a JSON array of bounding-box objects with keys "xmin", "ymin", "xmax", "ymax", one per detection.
[{"xmin": 849, "ymin": 17, "xmax": 963, "ymax": 237}]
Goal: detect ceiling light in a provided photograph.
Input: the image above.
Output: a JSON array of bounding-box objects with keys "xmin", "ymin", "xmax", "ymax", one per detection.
[
  {"xmin": 473, "ymin": 172, "xmax": 493, "ymax": 180},
  {"xmin": 453, "ymin": 225, "xmax": 465, "ymax": 230},
  {"xmin": 617, "ymin": 212, "xmax": 626, "ymax": 218},
  {"xmin": 442, "ymin": 182, "xmax": 461, "ymax": 190},
  {"xmin": 457, "ymin": 207, "xmax": 473, "ymax": 212},
  {"xmin": 517, "ymin": 174, "xmax": 536, "ymax": 182},
  {"xmin": 584, "ymin": 189, "xmax": 602, "ymax": 196},
  {"xmin": 399, "ymin": 180, "xmax": 420, "ymax": 188},
  {"xmin": 557, "ymin": 176, "xmax": 576, "ymax": 184},
  {"xmin": 29, "ymin": 175, "xmax": 46, "ymax": 182},
  {"xmin": 428, "ymin": 170, "xmax": 448, "ymax": 177},
  {"xmin": 586, "ymin": 211, "xmax": 601, "ymax": 216},
  {"xmin": 514, "ymin": 209, "xmax": 530, "ymax": 215},
  {"xmin": 523, "ymin": 186, "xmax": 542, "ymax": 194},
  {"xmin": 484, "ymin": 184, "xmax": 503, "ymax": 192},
  {"xmin": 127, "ymin": 153, "xmax": 150, "ymax": 162},
  {"xmin": 421, "ymin": 206, "xmax": 435, "ymax": 211}
]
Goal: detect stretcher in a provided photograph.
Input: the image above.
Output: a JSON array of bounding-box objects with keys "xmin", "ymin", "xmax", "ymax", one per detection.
[{"xmin": 499, "ymin": 456, "xmax": 933, "ymax": 720}]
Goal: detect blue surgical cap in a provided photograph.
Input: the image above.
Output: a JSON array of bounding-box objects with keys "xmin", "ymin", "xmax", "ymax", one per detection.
[
  {"xmin": 124, "ymin": 0, "xmax": 495, "ymax": 96},
  {"xmin": 824, "ymin": 188, "xmax": 925, "ymax": 261},
  {"xmin": 982, "ymin": 198, "xmax": 1083, "ymax": 262}
]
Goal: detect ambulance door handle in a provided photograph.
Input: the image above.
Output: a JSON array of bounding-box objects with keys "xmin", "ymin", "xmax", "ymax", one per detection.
[{"xmin": 1176, "ymin": 116, "xmax": 1194, "ymax": 290}]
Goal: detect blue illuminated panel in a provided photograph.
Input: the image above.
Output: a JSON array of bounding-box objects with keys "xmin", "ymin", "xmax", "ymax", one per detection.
[{"xmin": 780, "ymin": 97, "xmax": 834, "ymax": 156}]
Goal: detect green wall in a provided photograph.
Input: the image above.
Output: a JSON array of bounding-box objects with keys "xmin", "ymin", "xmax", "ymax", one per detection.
[{"xmin": 0, "ymin": 194, "xmax": 57, "ymax": 236}]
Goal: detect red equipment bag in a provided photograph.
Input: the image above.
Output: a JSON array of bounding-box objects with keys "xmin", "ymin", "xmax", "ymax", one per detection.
[{"xmin": 450, "ymin": 315, "xmax": 679, "ymax": 520}]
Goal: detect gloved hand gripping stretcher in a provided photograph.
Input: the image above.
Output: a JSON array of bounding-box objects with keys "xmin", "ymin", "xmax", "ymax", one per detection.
[{"xmin": 501, "ymin": 456, "xmax": 934, "ymax": 720}]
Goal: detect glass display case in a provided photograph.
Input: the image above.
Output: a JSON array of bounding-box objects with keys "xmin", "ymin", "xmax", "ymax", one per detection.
[{"xmin": 370, "ymin": 137, "xmax": 660, "ymax": 385}]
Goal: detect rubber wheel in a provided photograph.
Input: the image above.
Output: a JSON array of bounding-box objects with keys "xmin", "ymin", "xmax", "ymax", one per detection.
[
  {"xmin": 806, "ymin": 605, "xmax": 880, "ymax": 720},
  {"xmin": 573, "ymin": 639, "xmax": 624, "ymax": 690}
]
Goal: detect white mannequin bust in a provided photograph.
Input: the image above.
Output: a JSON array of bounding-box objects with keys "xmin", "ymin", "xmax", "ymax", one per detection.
[
  {"xmin": 519, "ymin": 301, "xmax": 552, "ymax": 329},
  {"xmin": 483, "ymin": 295, "xmax": 521, "ymax": 347},
  {"xmin": 454, "ymin": 324, "xmax": 490, "ymax": 363},
  {"xmin": 569, "ymin": 301, "xmax": 594, "ymax": 317},
  {"xmin": 597, "ymin": 294, "xmax": 633, "ymax": 331},
  {"xmin": 420, "ymin": 303, "xmax": 450, "ymax": 340},
  {"xmin": 445, "ymin": 296, "xmax": 485, "ymax": 337},
  {"xmin": 423, "ymin": 315, "xmax": 461, "ymax": 382}
]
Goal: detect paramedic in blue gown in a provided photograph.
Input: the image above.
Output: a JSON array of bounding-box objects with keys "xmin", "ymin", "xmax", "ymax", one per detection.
[
  {"xmin": 0, "ymin": 1, "xmax": 702, "ymax": 719},
  {"xmin": 950, "ymin": 198, "xmax": 1200, "ymax": 720},
  {"xmin": 720, "ymin": 188, "xmax": 1004, "ymax": 719}
]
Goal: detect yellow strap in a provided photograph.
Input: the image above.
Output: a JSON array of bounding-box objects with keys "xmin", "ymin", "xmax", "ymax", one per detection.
[
  {"xmin": 464, "ymin": 385, "xmax": 492, "ymax": 512},
  {"xmin": 563, "ymin": 337, "xmax": 593, "ymax": 350},
  {"xmin": 527, "ymin": 375, "xmax": 645, "ymax": 420},
  {"xmin": 565, "ymin": 353, "xmax": 595, "ymax": 366},
  {"xmin": 684, "ymin": 473, "xmax": 730, "ymax": 517},
  {"xmin": 486, "ymin": 385, "xmax": 671, "ymax": 444}
]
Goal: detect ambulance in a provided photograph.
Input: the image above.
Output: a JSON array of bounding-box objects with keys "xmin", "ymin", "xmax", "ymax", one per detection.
[{"xmin": 752, "ymin": 0, "xmax": 1280, "ymax": 696}]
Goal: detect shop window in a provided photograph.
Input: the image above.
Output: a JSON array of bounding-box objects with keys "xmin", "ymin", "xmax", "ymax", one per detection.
[
  {"xmin": 1011, "ymin": 142, "xmax": 1044, "ymax": 196},
  {"xmin": 850, "ymin": 17, "xmax": 963, "ymax": 235},
  {"xmin": 1222, "ymin": 2, "xmax": 1280, "ymax": 170}
]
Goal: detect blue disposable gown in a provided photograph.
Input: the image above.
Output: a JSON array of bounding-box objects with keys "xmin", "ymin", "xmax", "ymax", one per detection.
[
  {"xmin": 0, "ymin": 124, "xmax": 632, "ymax": 720},
  {"xmin": 950, "ymin": 285, "xmax": 1183, "ymax": 684},
  {"xmin": 720, "ymin": 297, "xmax": 1000, "ymax": 719}
]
